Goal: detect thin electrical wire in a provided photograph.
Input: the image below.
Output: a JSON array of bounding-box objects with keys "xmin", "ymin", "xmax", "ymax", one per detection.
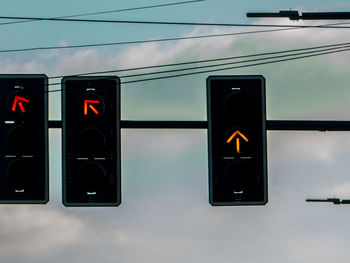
[
  {"xmin": 0, "ymin": 0, "xmax": 206, "ymax": 26},
  {"xmin": 45, "ymin": 44, "xmax": 350, "ymax": 90},
  {"xmin": 47, "ymin": 41, "xmax": 350, "ymax": 80},
  {"xmin": 0, "ymin": 28, "xmax": 295, "ymax": 53},
  {"xmin": 118, "ymin": 44, "xmax": 350, "ymax": 79},
  {"xmin": 62, "ymin": 0, "xmax": 206, "ymax": 18},
  {"xmin": 121, "ymin": 46, "xmax": 350, "ymax": 84},
  {"xmin": 1, "ymin": 21, "xmax": 349, "ymax": 54},
  {"xmin": 1, "ymin": 15, "xmax": 350, "ymax": 29}
]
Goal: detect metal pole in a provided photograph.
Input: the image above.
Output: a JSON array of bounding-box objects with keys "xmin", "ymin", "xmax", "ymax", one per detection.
[{"xmin": 49, "ymin": 120, "xmax": 350, "ymax": 130}]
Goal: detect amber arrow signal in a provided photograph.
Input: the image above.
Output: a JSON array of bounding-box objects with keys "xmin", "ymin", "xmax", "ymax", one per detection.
[{"xmin": 226, "ymin": 130, "xmax": 248, "ymax": 154}]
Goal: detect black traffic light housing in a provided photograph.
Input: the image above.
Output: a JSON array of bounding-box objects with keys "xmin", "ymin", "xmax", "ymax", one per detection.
[
  {"xmin": 0, "ymin": 74, "xmax": 48, "ymax": 203},
  {"xmin": 207, "ymin": 75, "xmax": 267, "ymax": 206},
  {"xmin": 62, "ymin": 76, "xmax": 121, "ymax": 207}
]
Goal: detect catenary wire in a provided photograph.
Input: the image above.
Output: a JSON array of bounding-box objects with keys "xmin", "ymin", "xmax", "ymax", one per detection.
[
  {"xmin": 0, "ymin": 18, "xmax": 348, "ymax": 54},
  {"xmin": 45, "ymin": 44, "xmax": 350, "ymax": 90},
  {"xmin": 118, "ymin": 44, "xmax": 350, "ymax": 79},
  {"xmin": 2, "ymin": 16, "xmax": 350, "ymax": 29},
  {"xmin": 0, "ymin": 28, "xmax": 295, "ymax": 53},
  {"xmin": 56, "ymin": 0, "xmax": 206, "ymax": 18},
  {"xmin": 122, "ymin": 46, "xmax": 350, "ymax": 83},
  {"xmin": 0, "ymin": 0, "xmax": 206, "ymax": 26},
  {"xmin": 0, "ymin": 17, "xmax": 348, "ymax": 89},
  {"xmin": 47, "ymin": 41, "xmax": 350, "ymax": 80}
]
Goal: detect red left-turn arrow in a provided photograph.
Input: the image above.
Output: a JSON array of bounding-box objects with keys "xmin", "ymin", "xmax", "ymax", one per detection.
[
  {"xmin": 11, "ymin": 96, "xmax": 30, "ymax": 113},
  {"xmin": 84, "ymin": 100, "xmax": 100, "ymax": 115}
]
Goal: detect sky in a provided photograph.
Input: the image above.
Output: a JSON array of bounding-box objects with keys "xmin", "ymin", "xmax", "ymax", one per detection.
[{"xmin": 1, "ymin": 0, "xmax": 350, "ymax": 262}]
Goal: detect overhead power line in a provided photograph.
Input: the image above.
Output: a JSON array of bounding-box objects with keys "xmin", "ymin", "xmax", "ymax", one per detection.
[
  {"xmin": 119, "ymin": 44, "xmax": 350, "ymax": 79},
  {"xmin": 1, "ymin": 16, "xmax": 350, "ymax": 29},
  {"xmin": 0, "ymin": 0, "xmax": 206, "ymax": 26},
  {"xmin": 47, "ymin": 41, "xmax": 350, "ymax": 80},
  {"xmin": 44, "ymin": 42, "xmax": 350, "ymax": 90},
  {"xmin": 63, "ymin": 0, "xmax": 206, "ymax": 18},
  {"xmin": 0, "ymin": 21, "xmax": 348, "ymax": 54},
  {"xmin": 121, "ymin": 46, "xmax": 350, "ymax": 84},
  {"xmin": 0, "ymin": 28, "xmax": 295, "ymax": 53}
]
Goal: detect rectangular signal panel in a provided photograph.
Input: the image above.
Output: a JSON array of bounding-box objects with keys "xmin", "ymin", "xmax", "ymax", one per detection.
[
  {"xmin": 207, "ymin": 75, "xmax": 267, "ymax": 206},
  {"xmin": 62, "ymin": 76, "xmax": 120, "ymax": 207}
]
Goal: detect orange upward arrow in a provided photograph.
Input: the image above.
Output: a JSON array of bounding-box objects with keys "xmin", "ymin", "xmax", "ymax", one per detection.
[{"xmin": 226, "ymin": 130, "xmax": 248, "ymax": 154}]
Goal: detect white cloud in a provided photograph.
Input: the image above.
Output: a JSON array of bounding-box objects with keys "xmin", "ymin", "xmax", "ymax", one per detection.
[
  {"xmin": 53, "ymin": 49, "xmax": 114, "ymax": 75},
  {"xmin": 316, "ymin": 182, "xmax": 350, "ymax": 199},
  {"xmin": 116, "ymin": 26, "xmax": 238, "ymax": 69},
  {"xmin": 122, "ymin": 129, "xmax": 205, "ymax": 161},
  {"xmin": 1, "ymin": 3, "xmax": 350, "ymax": 263},
  {"xmin": 268, "ymin": 132, "xmax": 341, "ymax": 164},
  {"xmin": 0, "ymin": 206, "xmax": 85, "ymax": 254},
  {"xmin": 331, "ymin": 182, "xmax": 350, "ymax": 196},
  {"xmin": 117, "ymin": 42, "xmax": 174, "ymax": 68},
  {"xmin": 248, "ymin": 17, "xmax": 350, "ymax": 69},
  {"xmin": 0, "ymin": 59, "xmax": 47, "ymax": 74},
  {"xmin": 3, "ymin": 18, "xmax": 350, "ymax": 76}
]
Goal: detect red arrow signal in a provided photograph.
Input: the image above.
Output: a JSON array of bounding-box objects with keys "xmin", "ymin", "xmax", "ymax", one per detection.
[
  {"xmin": 11, "ymin": 95, "xmax": 30, "ymax": 113},
  {"xmin": 84, "ymin": 100, "xmax": 100, "ymax": 115}
]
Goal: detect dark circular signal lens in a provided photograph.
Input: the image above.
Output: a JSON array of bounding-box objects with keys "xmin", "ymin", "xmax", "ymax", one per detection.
[
  {"xmin": 225, "ymin": 162, "xmax": 253, "ymax": 192},
  {"xmin": 8, "ymin": 127, "xmax": 35, "ymax": 155},
  {"xmin": 78, "ymin": 162, "xmax": 106, "ymax": 193},
  {"xmin": 77, "ymin": 128, "xmax": 106, "ymax": 156},
  {"xmin": 8, "ymin": 160, "xmax": 36, "ymax": 192},
  {"xmin": 225, "ymin": 93, "xmax": 253, "ymax": 124}
]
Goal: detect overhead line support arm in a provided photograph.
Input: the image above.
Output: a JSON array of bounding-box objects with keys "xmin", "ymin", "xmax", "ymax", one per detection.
[{"xmin": 49, "ymin": 120, "xmax": 350, "ymax": 131}]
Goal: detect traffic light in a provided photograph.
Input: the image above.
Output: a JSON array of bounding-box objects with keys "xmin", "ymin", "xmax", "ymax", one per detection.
[
  {"xmin": 0, "ymin": 74, "xmax": 48, "ymax": 203},
  {"xmin": 62, "ymin": 76, "xmax": 121, "ymax": 206},
  {"xmin": 207, "ymin": 75, "xmax": 267, "ymax": 206}
]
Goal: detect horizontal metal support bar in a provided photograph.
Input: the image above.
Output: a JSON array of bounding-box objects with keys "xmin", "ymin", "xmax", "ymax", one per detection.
[
  {"xmin": 247, "ymin": 12, "xmax": 291, "ymax": 18},
  {"xmin": 123, "ymin": 120, "xmax": 350, "ymax": 130},
  {"xmin": 48, "ymin": 120, "xmax": 350, "ymax": 131},
  {"xmin": 247, "ymin": 10, "xmax": 300, "ymax": 19},
  {"xmin": 48, "ymin": 120, "xmax": 62, "ymax": 128},
  {"xmin": 302, "ymin": 12, "xmax": 350, "ymax": 20},
  {"xmin": 306, "ymin": 198, "xmax": 350, "ymax": 205},
  {"xmin": 120, "ymin": 120, "xmax": 208, "ymax": 129},
  {"xmin": 247, "ymin": 11, "xmax": 350, "ymax": 21},
  {"xmin": 306, "ymin": 198, "xmax": 340, "ymax": 203},
  {"xmin": 48, "ymin": 120, "xmax": 208, "ymax": 129},
  {"xmin": 266, "ymin": 120, "xmax": 350, "ymax": 131}
]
